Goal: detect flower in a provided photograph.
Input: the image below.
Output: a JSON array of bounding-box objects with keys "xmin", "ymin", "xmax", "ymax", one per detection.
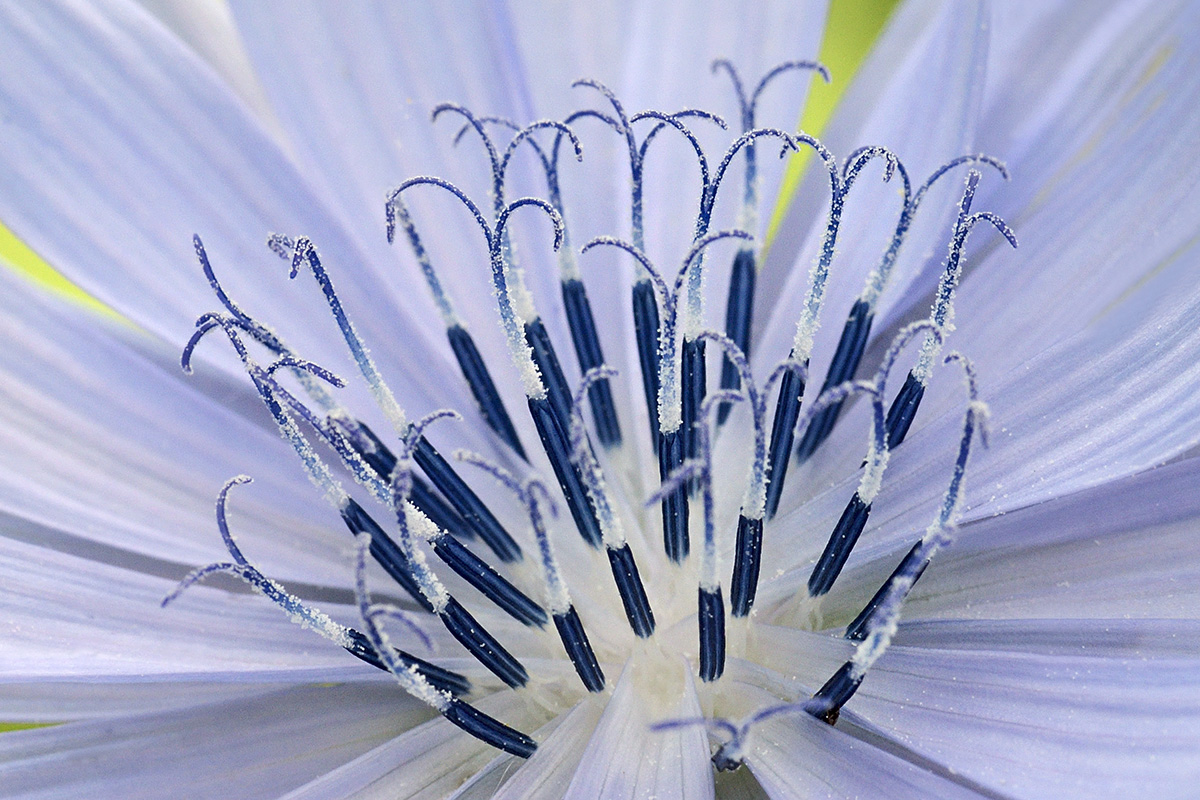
[{"xmin": 1, "ymin": 0, "xmax": 1199, "ymax": 798}]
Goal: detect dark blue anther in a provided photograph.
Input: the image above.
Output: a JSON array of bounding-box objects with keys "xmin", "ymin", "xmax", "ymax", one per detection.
[
  {"xmin": 884, "ymin": 371, "xmax": 926, "ymax": 449},
  {"xmin": 729, "ymin": 514, "xmax": 763, "ymax": 617},
  {"xmin": 562, "ymin": 279, "xmax": 622, "ymax": 447},
  {"xmin": 443, "ymin": 698, "xmax": 537, "ymax": 758},
  {"xmin": 606, "ymin": 543, "xmax": 656, "ymax": 637},
  {"xmin": 343, "ymin": 628, "xmax": 471, "ymax": 696},
  {"xmin": 440, "ymin": 596, "xmax": 529, "ymax": 689},
  {"xmin": 526, "ymin": 395, "xmax": 603, "ymax": 547},
  {"xmin": 447, "ymin": 324, "xmax": 527, "ymax": 459},
  {"xmin": 807, "ymin": 493, "xmax": 872, "ymax": 597},
  {"xmin": 412, "ymin": 437, "xmax": 522, "ymax": 562},
  {"xmin": 553, "ymin": 606, "xmax": 606, "ymax": 692},
  {"xmin": 809, "ymin": 662, "xmax": 862, "ymax": 724},
  {"xmin": 340, "ymin": 498, "xmax": 432, "ymax": 612},
  {"xmin": 632, "ymin": 279, "xmax": 662, "ymax": 446},
  {"xmin": 657, "ymin": 427, "xmax": 689, "ymax": 562},
  {"xmin": 717, "ymin": 248, "xmax": 756, "ymax": 425},
  {"xmin": 346, "ymin": 421, "xmax": 473, "ymax": 541},
  {"xmin": 844, "ymin": 540, "xmax": 927, "ymax": 642},
  {"xmin": 698, "ymin": 586, "xmax": 726, "ymax": 682},
  {"xmin": 794, "ymin": 299, "xmax": 875, "ymax": 463},
  {"xmin": 763, "ymin": 363, "xmax": 808, "ymax": 520},
  {"xmin": 429, "ymin": 533, "xmax": 547, "ymax": 628},
  {"xmin": 681, "ymin": 337, "xmax": 707, "ymax": 481},
  {"xmin": 524, "ymin": 317, "xmax": 574, "ymax": 428}
]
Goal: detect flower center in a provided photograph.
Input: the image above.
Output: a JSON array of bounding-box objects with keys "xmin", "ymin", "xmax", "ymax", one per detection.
[{"xmin": 167, "ymin": 59, "xmax": 1015, "ymax": 770}]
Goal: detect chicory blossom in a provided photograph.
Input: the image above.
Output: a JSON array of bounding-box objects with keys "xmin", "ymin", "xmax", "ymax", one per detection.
[{"xmin": 0, "ymin": 1, "xmax": 1199, "ymax": 798}]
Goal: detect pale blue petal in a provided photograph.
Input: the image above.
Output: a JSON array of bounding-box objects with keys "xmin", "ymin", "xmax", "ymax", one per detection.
[
  {"xmin": 280, "ymin": 691, "xmax": 555, "ymax": 800},
  {"xmin": 752, "ymin": 623, "xmax": 1200, "ymax": 799},
  {"xmin": 0, "ymin": 534, "xmax": 412, "ymax": 678},
  {"xmin": 565, "ymin": 659, "xmax": 714, "ymax": 800},
  {"xmin": 0, "ymin": 0, "xmax": 483, "ymax": 431},
  {"xmin": 488, "ymin": 699, "xmax": 603, "ymax": 800},
  {"xmin": 746, "ymin": 705, "xmax": 985, "ymax": 799},
  {"xmin": 137, "ymin": 0, "xmax": 280, "ymax": 131},
  {"xmin": 0, "ymin": 683, "xmax": 432, "ymax": 800}
]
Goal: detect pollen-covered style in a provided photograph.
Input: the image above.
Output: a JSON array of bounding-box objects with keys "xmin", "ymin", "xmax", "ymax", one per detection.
[{"xmin": 2, "ymin": 3, "xmax": 1200, "ymax": 799}]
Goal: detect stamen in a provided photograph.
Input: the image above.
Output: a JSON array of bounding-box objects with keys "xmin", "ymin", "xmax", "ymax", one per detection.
[
  {"xmin": 352, "ymin": 534, "xmax": 537, "ymax": 757},
  {"xmin": 763, "ymin": 141, "xmax": 898, "ymax": 518},
  {"xmin": 883, "ymin": 170, "xmax": 1017, "ymax": 450},
  {"xmin": 431, "ymin": 103, "xmax": 505, "ymax": 212},
  {"xmin": 187, "ymin": 316, "xmax": 430, "ymax": 607},
  {"xmin": 191, "ymin": 280, "xmax": 533, "ymax": 688},
  {"xmin": 808, "ymin": 354, "xmax": 988, "ymax": 724},
  {"xmin": 412, "ymin": 437, "xmax": 523, "ymax": 562},
  {"xmin": 806, "ymin": 321, "xmax": 940, "ymax": 599},
  {"xmin": 285, "ymin": 236, "xmax": 410, "ymax": 433},
  {"xmin": 710, "ymin": 61, "xmax": 830, "ymax": 426},
  {"xmin": 695, "ymin": 331, "xmax": 794, "ymax": 617},
  {"xmin": 570, "ymin": 367, "xmax": 656, "ymax": 637},
  {"xmin": 388, "ymin": 423, "xmax": 530, "ymax": 689},
  {"xmin": 435, "ymin": 110, "xmax": 589, "ymax": 445},
  {"xmin": 583, "ymin": 230, "xmax": 752, "ymax": 562},
  {"xmin": 682, "ymin": 127, "xmax": 794, "ymax": 432},
  {"xmin": 633, "ymin": 280, "xmax": 662, "ymax": 447},
  {"xmin": 526, "ymin": 393, "xmax": 603, "ymax": 548},
  {"xmin": 457, "ymin": 453, "xmax": 606, "ymax": 693},
  {"xmin": 571, "ymin": 80, "xmax": 669, "ymax": 445},
  {"xmin": 718, "ymin": 247, "xmax": 755, "ymax": 425},
  {"xmin": 269, "ymin": 372, "xmax": 539, "ymax": 622},
  {"xmin": 384, "ymin": 194, "xmax": 527, "ymax": 458},
  {"xmin": 651, "ymin": 390, "xmax": 740, "ymax": 681},
  {"xmin": 562, "ymin": 276, "xmax": 623, "ymax": 447},
  {"xmin": 275, "ymin": 235, "xmax": 525, "ymax": 561},
  {"xmin": 655, "ymin": 695, "xmax": 834, "ymax": 771},
  {"xmin": 392, "ymin": 176, "xmax": 608, "ymax": 551},
  {"xmin": 337, "ymin": 419, "xmax": 470, "ymax": 539},
  {"xmin": 498, "ymin": 115, "xmax": 624, "ymax": 449},
  {"xmin": 387, "ymin": 177, "xmax": 542, "ymax": 394},
  {"xmin": 795, "ymin": 155, "xmax": 1008, "ymax": 463},
  {"xmin": 429, "ymin": 532, "xmax": 548, "ymax": 628},
  {"xmin": 191, "ymin": 255, "xmax": 479, "ymax": 561},
  {"xmin": 845, "ymin": 352, "xmax": 988, "ymax": 640},
  {"xmin": 162, "ymin": 476, "xmax": 468, "ymax": 695},
  {"xmin": 627, "ymin": 109, "xmax": 720, "ymax": 468}
]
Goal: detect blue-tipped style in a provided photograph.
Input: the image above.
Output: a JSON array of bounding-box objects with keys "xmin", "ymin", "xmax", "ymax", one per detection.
[
  {"xmin": 793, "ymin": 299, "xmax": 873, "ymax": 462},
  {"xmin": 698, "ymin": 586, "xmax": 726, "ymax": 681},
  {"xmin": 429, "ymin": 534, "xmax": 548, "ymax": 628},
  {"xmin": 527, "ymin": 395, "xmax": 604, "ymax": 548},
  {"xmin": 554, "ymin": 606, "xmax": 606, "ymax": 693},
  {"xmin": 711, "ymin": 60, "xmax": 831, "ymax": 425},
  {"xmin": 729, "ymin": 514, "xmax": 763, "ymax": 617},
  {"xmin": 606, "ymin": 543, "xmax": 655, "ymax": 637},
  {"xmin": 562, "ymin": 278, "xmax": 622, "ymax": 447},
  {"xmin": 718, "ymin": 248, "xmax": 755, "ymax": 424},
  {"xmin": 341, "ymin": 498, "xmax": 432, "ymax": 612},
  {"xmin": 446, "ymin": 324, "xmax": 527, "ymax": 458},
  {"xmin": 412, "ymin": 437, "xmax": 522, "ymax": 562}
]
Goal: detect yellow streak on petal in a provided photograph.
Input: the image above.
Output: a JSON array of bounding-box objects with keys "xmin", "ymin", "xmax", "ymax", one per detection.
[
  {"xmin": 0, "ymin": 219, "xmax": 125, "ymax": 322},
  {"xmin": 0, "ymin": 722, "xmax": 59, "ymax": 733},
  {"xmin": 764, "ymin": 0, "xmax": 903, "ymax": 251}
]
